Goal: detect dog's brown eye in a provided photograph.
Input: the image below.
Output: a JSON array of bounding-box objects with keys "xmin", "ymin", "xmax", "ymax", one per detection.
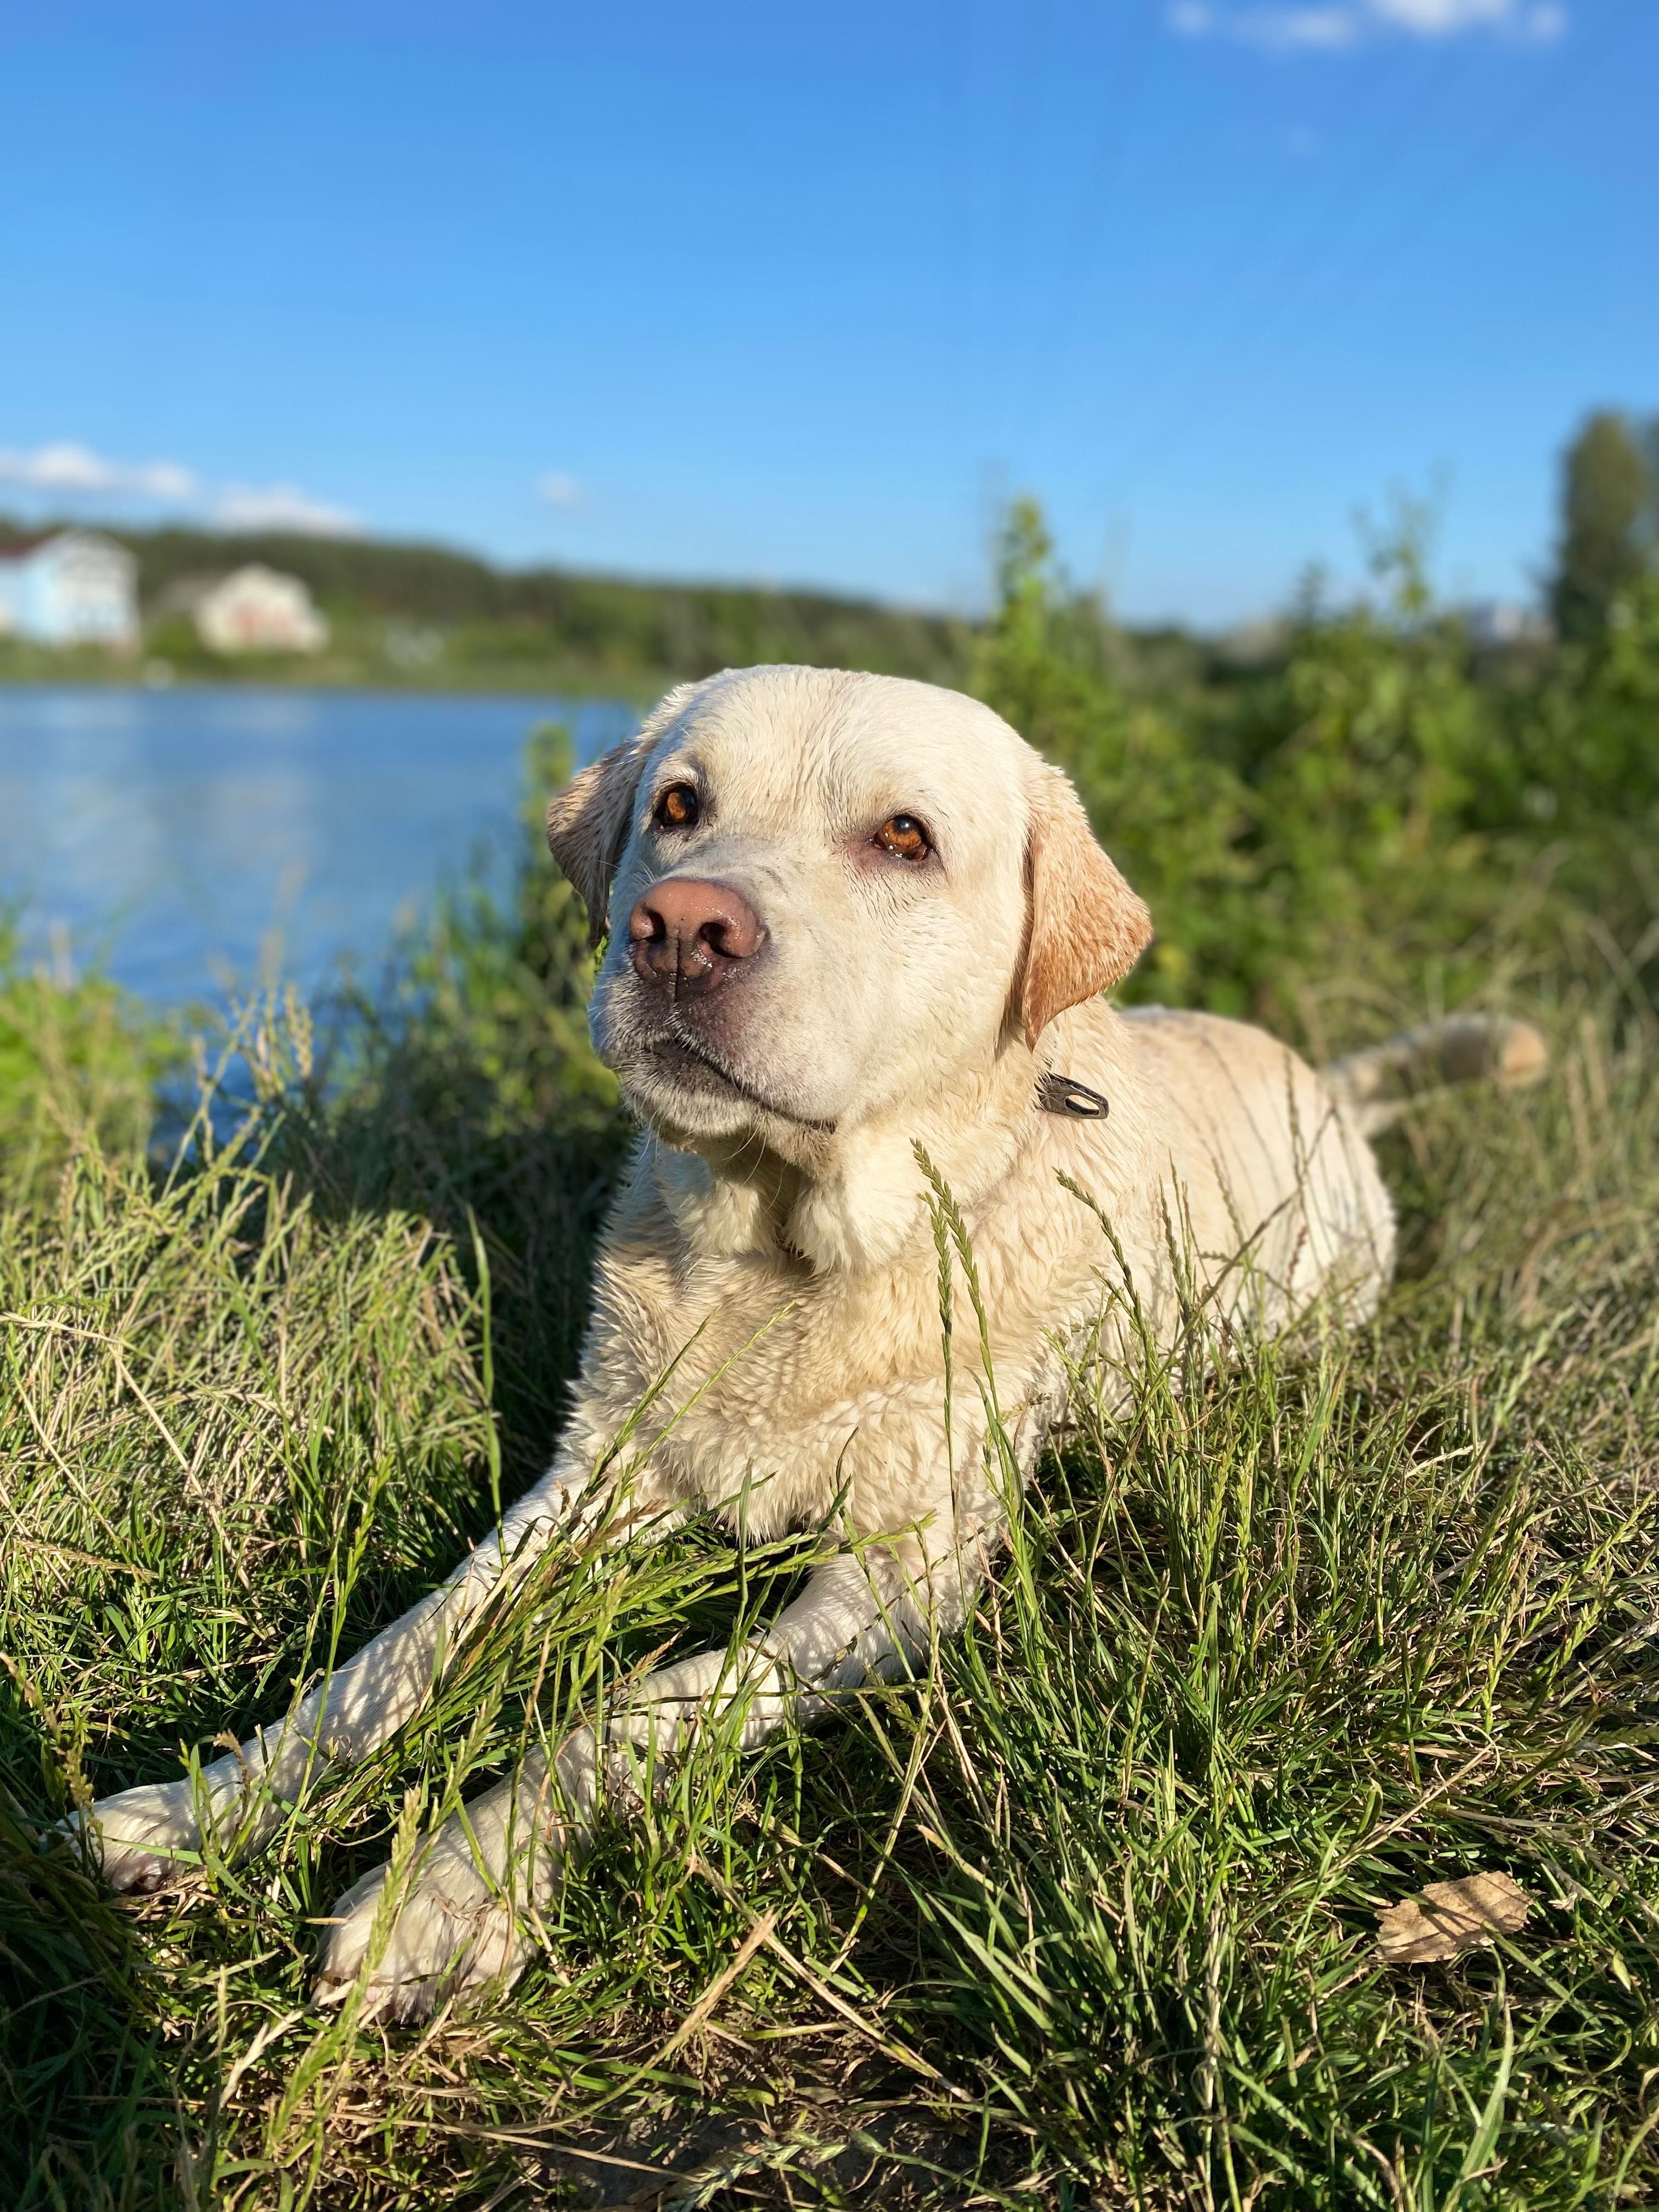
[
  {"xmin": 876, "ymin": 814, "xmax": 930, "ymax": 861},
  {"xmin": 654, "ymin": 783, "xmax": 699, "ymax": 830}
]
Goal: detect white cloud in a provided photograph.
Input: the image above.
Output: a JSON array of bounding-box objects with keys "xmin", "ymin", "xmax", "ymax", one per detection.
[
  {"xmin": 536, "ymin": 471, "xmax": 584, "ymax": 509},
  {"xmin": 213, "ymin": 482, "xmax": 362, "ymax": 536},
  {"xmin": 1368, "ymin": 0, "xmax": 1520, "ymax": 26},
  {"xmin": 0, "ymin": 441, "xmax": 198, "ymax": 499},
  {"xmin": 1243, "ymin": 8, "xmax": 1363, "ymax": 48},
  {"xmin": 1169, "ymin": 0, "xmax": 1565, "ymax": 43},
  {"xmin": 0, "ymin": 440, "xmax": 362, "ymax": 535}
]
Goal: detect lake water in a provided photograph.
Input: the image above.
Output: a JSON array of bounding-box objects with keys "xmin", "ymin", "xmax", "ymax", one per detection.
[{"xmin": 0, "ymin": 686, "xmax": 638, "ymax": 1006}]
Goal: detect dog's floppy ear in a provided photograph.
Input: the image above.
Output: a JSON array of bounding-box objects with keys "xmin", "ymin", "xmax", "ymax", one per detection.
[
  {"xmin": 545, "ymin": 733, "xmax": 653, "ymax": 948},
  {"xmin": 1019, "ymin": 765, "xmax": 1152, "ymax": 1049}
]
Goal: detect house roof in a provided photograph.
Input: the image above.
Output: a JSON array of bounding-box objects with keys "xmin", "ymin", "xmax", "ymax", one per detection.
[{"xmin": 0, "ymin": 528, "xmax": 131, "ymax": 565}]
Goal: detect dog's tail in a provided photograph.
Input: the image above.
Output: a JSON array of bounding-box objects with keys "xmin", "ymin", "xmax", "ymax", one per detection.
[{"xmin": 1323, "ymin": 1014, "xmax": 1548, "ymax": 1137}]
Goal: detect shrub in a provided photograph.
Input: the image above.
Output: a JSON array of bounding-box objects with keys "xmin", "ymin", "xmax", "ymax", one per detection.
[{"xmin": 973, "ymin": 496, "xmax": 1659, "ymax": 1044}]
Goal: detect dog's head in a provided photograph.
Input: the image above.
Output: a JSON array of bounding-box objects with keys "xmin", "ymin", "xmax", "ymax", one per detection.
[{"xmin": 548, "ymin": 666, "xmax": 1150, "ymax": 1267}]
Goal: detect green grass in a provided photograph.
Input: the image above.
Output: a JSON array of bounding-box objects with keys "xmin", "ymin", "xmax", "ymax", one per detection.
[
  {"xmin": 7, "ymin": 966, "xmax": 1659, "ymax": 2209},
  {"xmin": 7, "ymin": 534, "xmax": 1659, "ymax": 2206},
  {"xmin": 0, "ymin": 920, "xmax": 182, "ymax": 1212}
]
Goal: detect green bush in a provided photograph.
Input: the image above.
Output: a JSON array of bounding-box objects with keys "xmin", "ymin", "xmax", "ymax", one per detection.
[
  {"xmin": 973, "ymin": 497, "xmax": 1659, "ymax": 1043},
  {"xmin": 0, "ymin": 922, "xmax": 180, "ymax": 1207}
]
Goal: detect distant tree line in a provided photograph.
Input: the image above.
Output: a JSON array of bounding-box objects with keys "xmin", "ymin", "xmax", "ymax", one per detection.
[{"xmin": 0, "ymin": 518, "xmax": 974, "ymax": 687}]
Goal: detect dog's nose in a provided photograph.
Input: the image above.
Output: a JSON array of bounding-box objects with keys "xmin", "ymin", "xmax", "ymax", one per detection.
[{"xmin": 627, "ymin": 877, "xmax": 766, "ymax": 996}]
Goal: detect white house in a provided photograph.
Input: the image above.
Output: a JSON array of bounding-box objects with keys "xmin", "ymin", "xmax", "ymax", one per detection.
[
  {"xmin": 194, "ymin": 565, "xmax": 329, "ymax": 655},
  {"xmin": 0, "ymin": 530, "xmax": 139, "ymax": 646}
]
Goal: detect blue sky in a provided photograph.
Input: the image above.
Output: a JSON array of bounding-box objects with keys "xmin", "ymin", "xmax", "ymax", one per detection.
[{"xmin": 0, "ymin": 0, "xmax": 1652, "ymax": 625}]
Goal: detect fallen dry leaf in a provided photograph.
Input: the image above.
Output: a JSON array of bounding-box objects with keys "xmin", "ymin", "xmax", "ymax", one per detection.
[{"xmin": 1376, "ymin": 1871, "xmax": 1531, "ymax": 1965}]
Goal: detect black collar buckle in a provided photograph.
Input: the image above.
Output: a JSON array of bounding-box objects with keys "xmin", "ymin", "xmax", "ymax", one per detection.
[{"xmin": 1036, "ymin": 1073, "xmax": 1110, "ymax": 1120}]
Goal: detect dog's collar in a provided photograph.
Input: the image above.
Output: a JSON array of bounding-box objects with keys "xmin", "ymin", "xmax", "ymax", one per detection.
[{"xmin": 1035, "ymin": 1072, "xmax": 1110, "ymax": 1120}]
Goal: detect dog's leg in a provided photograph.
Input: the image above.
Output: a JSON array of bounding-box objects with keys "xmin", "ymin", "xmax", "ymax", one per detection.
[
  {"xmin": 313, "ymin": 1536, "xmax": 967, "ymax": 2019},
  {"xmin": 75, "ymin": 1455, "xmax": 668, "ymax": 1891}
]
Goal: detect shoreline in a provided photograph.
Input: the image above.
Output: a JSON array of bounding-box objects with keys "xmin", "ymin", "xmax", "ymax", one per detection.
[{"xmin": 0, "ymin": 664, "xmax": 669, "ymax": 704}]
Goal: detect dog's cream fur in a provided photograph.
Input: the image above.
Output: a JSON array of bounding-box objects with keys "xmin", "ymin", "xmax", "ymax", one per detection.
[{"xmin": 78, "ymin": 667, "xmax": 1541, "ymax": 2021}]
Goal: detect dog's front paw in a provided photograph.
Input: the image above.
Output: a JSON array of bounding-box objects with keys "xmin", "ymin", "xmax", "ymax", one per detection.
[
  {"xmin": 68, "ymin": 1778, "xmax": 206, "ymax": 1893},
  {"xmin": 313, "ymin": 1836, "xmax": 539, "ymax": 2023}
]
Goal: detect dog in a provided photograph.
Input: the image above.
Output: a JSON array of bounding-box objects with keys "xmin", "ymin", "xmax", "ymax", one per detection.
[{"xmin": 77, "ymin": 665, "xmax": 1545, "ymax": 2019}]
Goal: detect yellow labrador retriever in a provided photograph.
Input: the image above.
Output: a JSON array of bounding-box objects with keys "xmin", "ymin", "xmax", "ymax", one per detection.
[{"xmin": 78, "ymin": 665, "xmax": 1543, "ymax": 2017}]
